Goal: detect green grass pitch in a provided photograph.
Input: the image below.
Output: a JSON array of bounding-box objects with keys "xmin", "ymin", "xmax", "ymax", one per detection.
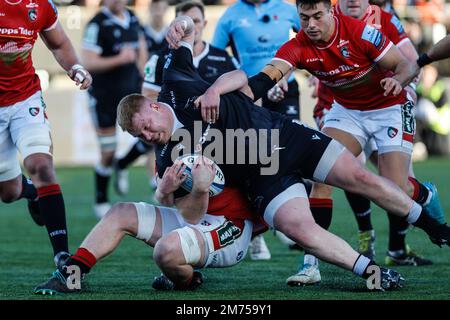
[{"xmin": 0, "ymin": 158, "xmax": 449, "ymax": 300}]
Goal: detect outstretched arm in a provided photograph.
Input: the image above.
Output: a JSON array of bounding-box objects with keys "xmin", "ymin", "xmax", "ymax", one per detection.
[{"xmin": 195, "ymin": 58, "xmax": 293, "ymax": 123}]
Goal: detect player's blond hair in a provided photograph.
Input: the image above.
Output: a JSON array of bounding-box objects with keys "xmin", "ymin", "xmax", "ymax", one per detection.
[{"xmin": 117, "ymin": 94, "xmax": 146, "ymax": 132}]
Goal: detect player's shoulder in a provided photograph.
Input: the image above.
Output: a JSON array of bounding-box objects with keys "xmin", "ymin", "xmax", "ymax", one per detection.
[
  {"xmin": 88, "ymin": 10, "xmax": 108, "ymax": 25},
  {"xmin": 380, "ymin": 10, "xmax": 405, "ymax": 34},
  {"xmin": 36, "ymin": 0, "xmax": 57, "ymax": 10},
  {"xmin": 126, "ymin": 8, "xmax": 141, "ymax": 25},
  {"xmin": 222, "ymin": 1, "xmax": 246, "ymax": 17},
  {"xmin": 337, "ymin": 14, "xmax": 368, "ymax": 39}
]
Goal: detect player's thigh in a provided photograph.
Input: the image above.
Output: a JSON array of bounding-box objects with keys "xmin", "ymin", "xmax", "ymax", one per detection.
[
  {"xmin": 322, "ymin": 103, "xmax": 366, "ymax": 155},
  {"xmin": 8, "ymin": 91, "xmax": 52, "ymax": 161},
  {"xmin": 370, "ymin": 102, "xmax": 415, "ymax": 156},
  {"xmin": 0, "ymin": 116, "xmax": 21, "ymax": 184}
]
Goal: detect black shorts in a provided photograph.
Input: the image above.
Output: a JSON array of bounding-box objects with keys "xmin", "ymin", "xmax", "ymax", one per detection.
[
  {"xmin": 247, "ymin": 120, "xmax": 345, "ymax": 220},
  {"xmin": 262, "ymin": 80, "xmax": 300, "ymax": 120},
  {"xmin": 88, "ymin": 88, "xmax": 138, "ymax": 128}
]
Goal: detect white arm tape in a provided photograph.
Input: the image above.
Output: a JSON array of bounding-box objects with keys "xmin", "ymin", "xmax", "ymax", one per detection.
[
  {"xmin": 134, "ymin": 202, "xmax": 156, "ymax": 242},
  {"xmin": 71, "ymin": 64, "xmax": 88, "ymax": 82}
]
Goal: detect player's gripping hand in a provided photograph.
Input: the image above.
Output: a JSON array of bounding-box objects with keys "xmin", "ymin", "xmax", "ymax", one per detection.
[
  {"xmin": 380, "ymin": 77, "xmax": 402, "ymax": 96},
  {"xmin": 267, "ymin": 78, "xmax": 288, "ymax": 102},
  {"xmin": 194, "ymin": 87, "xmax": 220, "ymax": 123},
  {"xmin": 166, "ymin": 17, "xmax": 192, "ymax": 49},
  {"xmin": 158, "ymin": 160, "xmax": 188, "ymax": 195},
  {"xmin": 68, "ymin": 64, "xmax": 92, "ymax": 90},
  {"xmin": 191, "ymin": 156, "xmax": 215, "ymax": 194}
]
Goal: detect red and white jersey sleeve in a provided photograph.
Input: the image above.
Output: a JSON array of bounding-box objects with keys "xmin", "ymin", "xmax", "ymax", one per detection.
[
  {"xmin": 0, "ymin": 0, "xmax": 58, "ymax": 106},
  {"xmin": 275, "ymin": 14, "xmax": 406, "ymax": 110}
]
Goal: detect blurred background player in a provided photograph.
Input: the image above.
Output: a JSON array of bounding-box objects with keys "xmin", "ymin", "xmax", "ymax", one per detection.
[
  {"xmin": 113, "ymin": 0, "xmax": 169, "ymax": 194},
  {"xmin": 286, "ymin": 0, "xmax": 443, "ymax": 286},
  {"xmin": 143, "ymin": 0, "xmax": 169, "ymax": 56},
  {"xmin": 0, "ymin": 0, "xmax": 91, "ymax": 269},
  {"xmin": 212, "ymin": 0, "xmax": 301, "ymax": 261},
  {"xmin": 81, "ymin": 0, "xmax": 148, "ymax": 218},
  {"xmin": 113, "ymin": 0, "xmax": 239, "ymax": 194}
]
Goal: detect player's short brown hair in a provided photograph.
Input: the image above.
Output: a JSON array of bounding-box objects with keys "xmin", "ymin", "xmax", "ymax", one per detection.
[
  {"xmin": 117, "ymin": 94, "xmax": 146, "ymax": 132},
  {"xmin": 296, "ymin": 0, "xmax": 332, "ymax": 10},
  {"xmin": 175, "ymin": 0, "xmax": 205, "ymax": 18}
]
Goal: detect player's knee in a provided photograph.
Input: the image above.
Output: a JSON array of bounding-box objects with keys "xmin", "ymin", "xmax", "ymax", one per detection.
[
  {"xmin": 311, "ymin": 182, "xmax": 333, "ymax": 198},
  {"xmin": 25, "ymin": 157, "xmax": 55, "ymax": 184},
  {"xmin": 153, "ymin": 232, "xmax": 181, "ymax": 268},
  {"xmin": 0, "ymin": 189, "xmax": 20, "ymax": 203}
]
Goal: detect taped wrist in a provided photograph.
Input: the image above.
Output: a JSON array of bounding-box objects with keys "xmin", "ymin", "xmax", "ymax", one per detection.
[
  {"xmin": 417, "ymin": 53, "xmax": 432, "ymax": 68},
  {"xmin": 248, "ymin": 72, "xmax": 277, "ymax": 101}
]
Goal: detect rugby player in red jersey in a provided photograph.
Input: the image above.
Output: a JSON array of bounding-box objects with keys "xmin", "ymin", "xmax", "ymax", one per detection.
[
  {"xmin": 0, "ymin": 0, "xmax": 91, "ymax": 272},
  {"xmin": 287, "ymin": 0, "xmax": 440, "ymax": 286}
]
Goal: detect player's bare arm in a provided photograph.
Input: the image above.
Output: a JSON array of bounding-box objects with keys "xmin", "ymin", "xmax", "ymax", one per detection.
[
  {"xmin": 40, "ymin": 22, "xmax": 92, "ymax": 90},
  {"xmin": 195, "ymin": 59, "xmax": 292, "ymax": 123},
  {"xmin": 194, "ymin": 70, "xmax": 249, "ymax": 123},
  {"xmin": 174, "ymin": 156, "xmax": 215, "ymax": 225},
  {"xmin": 377, "ymin": 44, "xmax": 416, "ymax": 96},
  {"xmin": 413, "ymin": 35, "xmax": 450, "ymax": 76},
  {"xmin": 427, "ymin": 35, "xmax": 450, "ymax": 63},
  {"xmin": 155, "ymin": 160, "xmax": 188, "ymax": 207}
]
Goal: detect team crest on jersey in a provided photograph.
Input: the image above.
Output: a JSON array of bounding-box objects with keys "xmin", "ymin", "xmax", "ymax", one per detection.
[
  {"xmin": 29, "ymin": 107, "xmax": 40, "ymax": 117},
  {"xmin": 200, "ymin": 220, "xmax": 211, "ymax": 226},
  {"xmin": 387, "ymin": 127, "xmax": 398, "ymax": 138},
  {"xmin": 340, "ymin": 46, "xmax": 350, "ymax": 58},
  {"xmin": 28, "ymin": 9, "xmax": 37, "ymax": 21}
]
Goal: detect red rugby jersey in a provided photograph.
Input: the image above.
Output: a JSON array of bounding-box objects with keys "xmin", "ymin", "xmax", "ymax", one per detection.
[
  {"xmin": 276, "ymin": 13, "xmax": 407, "ymax": 111},
  {"xmin": 0, "ymin": 0, "xmax": 58, "ymax": 106}
]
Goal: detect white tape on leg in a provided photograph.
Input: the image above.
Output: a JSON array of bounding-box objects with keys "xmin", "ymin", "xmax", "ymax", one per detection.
[
  {"xmin": 134, "ymin": 202, "xmax": 156, "ymax": 242},
  {"xmin": 175, "ymin": 227, "xmax": 201, "ymax": 265}
]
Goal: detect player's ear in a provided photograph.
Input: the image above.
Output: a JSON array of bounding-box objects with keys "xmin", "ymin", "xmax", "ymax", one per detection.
[{"xmin": 203, "ymin": 20, "xmax": 208, "ymax": 28}]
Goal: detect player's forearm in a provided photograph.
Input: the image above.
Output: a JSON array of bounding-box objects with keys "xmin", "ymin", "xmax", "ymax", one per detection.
[
  {"xmin": 393, "ymin": 59, "xmax": 417, "ymax": 88},
  {"xmin": 175, "ymin": 191, "xmax": 209, "ymax": 225},
  {"xmin": 428, "ymin": 35, "xmax": 450, "ymax": 62},
  {"xmin": 50, "ymin": 40, "xmax": 80, "ymax": 72},
  {"xmin": 207, "ymin": 70, "xmax": 249, "ymax": 96},
  {"xmin": 154, "ymin": 188, "xmax": 175, "ymax": 207}
]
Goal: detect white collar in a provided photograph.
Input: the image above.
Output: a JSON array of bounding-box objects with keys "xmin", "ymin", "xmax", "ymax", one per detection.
[
  {"xmin": 101, "ymin": 7, "xmax": 131, "ymax": 29},
  {"xmin": 193, "ymin": 42, "xmax": 209, "ymax": 68}
]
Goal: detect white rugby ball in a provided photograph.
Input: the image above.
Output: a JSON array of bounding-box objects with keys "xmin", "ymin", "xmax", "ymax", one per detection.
[{"xmin": 177, "ymin": 154, "xmax": 225, "ymax": 197}]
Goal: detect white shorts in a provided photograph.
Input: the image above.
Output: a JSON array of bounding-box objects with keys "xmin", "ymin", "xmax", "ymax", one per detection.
[
  {"xmin": 0, "ymin": 91, "xmax": 52, "ymax": 182},
  {"xmin": 137, "ymin": 204, "xmax": 253, "ymax": 268},
  {"xmin": 323, "ymin": 101, "xmax": 415, "ymax": 155}
]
